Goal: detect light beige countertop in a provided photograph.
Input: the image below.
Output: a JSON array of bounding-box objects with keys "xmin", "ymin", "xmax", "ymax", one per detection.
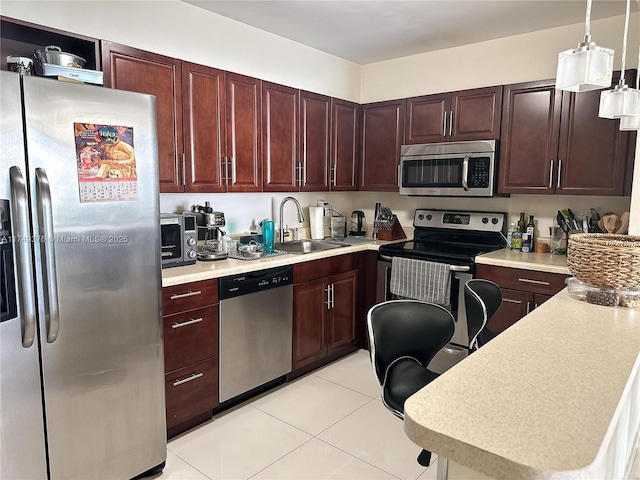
[
  {"xmin": 476, "ymin": 248, "xmax": 571, "ymax": 275},
  {"xmin": 404, "ymin": 289, "xmax": 640, "ymax": 479},
  {"xmin": 162, "ymin": 238, "xmax": 391, "ymax": 287}
]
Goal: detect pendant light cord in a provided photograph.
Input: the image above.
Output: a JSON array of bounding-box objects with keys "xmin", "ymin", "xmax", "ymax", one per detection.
[
  {"xmin": 585, "ymin": 0, "xmax": 592, "ymax": 38},
  {"xmin": 620, "ymin": 0, "xmax": 630, "ymax": 85}
]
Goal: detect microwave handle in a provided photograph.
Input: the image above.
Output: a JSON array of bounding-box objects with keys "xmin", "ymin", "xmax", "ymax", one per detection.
[
  {"xmin": 462, "ymin": 154, "xmax": 470, "ymax": 191},
  {"xmin": 397, "ymin": 165, "xmax": 401, "ymax": 188}
]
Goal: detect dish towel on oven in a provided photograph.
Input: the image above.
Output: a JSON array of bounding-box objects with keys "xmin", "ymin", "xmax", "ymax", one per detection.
[{"xmin": 390, "ymin": 257, "xmax": 451, "ymax": 306}]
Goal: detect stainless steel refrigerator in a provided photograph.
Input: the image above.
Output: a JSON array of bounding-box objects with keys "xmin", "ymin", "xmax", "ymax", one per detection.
[{"xmin": 0, "ymin": 71, "xmax": 166, "ymax": 479}]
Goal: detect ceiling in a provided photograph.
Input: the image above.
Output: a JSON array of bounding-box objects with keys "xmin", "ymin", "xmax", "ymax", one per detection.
[{"xmin": 183, "ymin": 0, "xmax": 637, "ymax": 64}]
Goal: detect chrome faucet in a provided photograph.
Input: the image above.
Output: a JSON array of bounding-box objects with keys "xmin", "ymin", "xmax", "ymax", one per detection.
[{"xmin": 279, "ymin": 196, "xmax": 305, "ymax": 243}]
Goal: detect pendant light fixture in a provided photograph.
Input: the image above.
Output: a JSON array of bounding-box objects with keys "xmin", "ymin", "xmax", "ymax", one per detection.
[
  {"xmin": 556, "ymin": 0, "xmax": 614, "ymax": 92},
  {"xmin": 619, "ymin": 30, "xmax": 640, "ymax": 129},
  {"xmin": 599, "ymin": 0, "xmax": 639, "ymax": 119}
]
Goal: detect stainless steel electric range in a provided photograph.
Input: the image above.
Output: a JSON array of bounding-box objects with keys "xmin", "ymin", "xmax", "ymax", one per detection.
[{"xmin": 376, "ymin": 209, "xmax": 507, "ymax": 372}]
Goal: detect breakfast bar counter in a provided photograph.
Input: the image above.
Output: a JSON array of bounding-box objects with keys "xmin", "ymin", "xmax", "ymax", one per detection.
[{"xmin": 404, "ymin": 290, "xmax": 640, "ymax": 480}]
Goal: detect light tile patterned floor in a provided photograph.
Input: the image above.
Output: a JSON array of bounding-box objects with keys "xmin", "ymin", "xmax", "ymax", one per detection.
[
  {"xmin": 155, "ymin": 349, "xmax": 435, "ymax": 480},
  {"xmin": 154, "ymin": 348, "xmax": 640, "ymax": 480}
]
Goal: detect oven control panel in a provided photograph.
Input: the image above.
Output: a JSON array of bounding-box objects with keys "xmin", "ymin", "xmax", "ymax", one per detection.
[{"xmin": 413, "ymin": 209, "xmax": 505, "ymax": 232}]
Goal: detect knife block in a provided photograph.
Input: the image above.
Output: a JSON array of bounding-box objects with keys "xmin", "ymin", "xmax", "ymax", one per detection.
[{"xmin": 376, "ymin": 216, "xmax": 407, "ymax": 241}]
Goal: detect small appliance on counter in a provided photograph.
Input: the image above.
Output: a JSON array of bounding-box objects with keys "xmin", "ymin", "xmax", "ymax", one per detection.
[
  {"xmin": 160, "ymin": 213, "xmax": 197, "ymax": 268},
  {"xmin": 349, "ymin": 210, "xmax": 366, "ymax": 236},
  {"xmin": 191, "ymin": 202, "xmax": 228, "ymax": 261}
]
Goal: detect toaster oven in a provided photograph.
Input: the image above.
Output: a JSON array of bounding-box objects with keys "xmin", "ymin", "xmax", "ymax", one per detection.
[{"xmin": 160, "ymin": 213, "xmax": 197, "ymax": 268}]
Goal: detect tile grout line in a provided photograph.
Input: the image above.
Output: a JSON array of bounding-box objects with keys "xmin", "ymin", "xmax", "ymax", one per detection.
[{"xmin": 165, "ymin": 448, "xmax": 214, "ymax": 480}]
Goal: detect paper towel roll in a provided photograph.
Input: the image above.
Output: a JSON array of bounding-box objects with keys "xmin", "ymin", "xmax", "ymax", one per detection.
[{"xmin": 309, "ymin": 206, "xmax": 324, "ymax": 239}]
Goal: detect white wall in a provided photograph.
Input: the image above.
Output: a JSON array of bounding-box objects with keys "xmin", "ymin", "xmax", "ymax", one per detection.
[
  {"xmin": 0, "ymin": 0, "xmax": 361, "ymax": 102},
  {"xmin": 361, "ymin": 13, "xmax": 640, "ymax": 102}
]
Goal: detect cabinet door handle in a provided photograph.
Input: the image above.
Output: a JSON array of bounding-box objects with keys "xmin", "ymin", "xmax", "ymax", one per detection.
[
  {"xmin": 549, "ymin": 160, "xmax": 554, "ymax": 189},
  {"xmin": 503, "ymin": 298, "xmax": 523, "ymax": 304},
  {"xmin": 172, "ymin": 372, "xmax": 203, "ymax": 387},
  {"xmin": 170, "ymin": 290, "xmax": 202, "ymax": 300},
  {"xmin": 557, "ymin": 159, "xmax": 562, "ymax": 189},
  {"xmin": 331, "ymin": 164, "xmax": 336, "ymax": 186},
  {"xmin": 443, "ymin": 111, "xmax": 447, "ymax": 137},
  {"xmin": 224, "ymin": 157, "xmax": 230, "ymax": 186},
  {"xmin": 182, "ymin": 153, "xmax": 186, "ymax": 186},
  {"xmin": 518, "ymin": 278, "xmax": 550, "ymax": 286},
  {"xmin": 172, "ymin": 317, "xmax": 203, "ymax": 329},
  {"xmin": 330, "ymin": 283, "xmax": 335, "ymax": 309},
  {"xmin": 449, "ymin": 110, "xmax": 453, "ymax": 136},
  {"xmin": 526, "ymin": 302, "xmax": 531, "ymax": 314},
  {"xmin": 325, "ymin": 285, "xmax": 331, "ymax": 309},
  {"xmin": 232, "ymin": 156, "xmax": 238, "ymax": 185}
]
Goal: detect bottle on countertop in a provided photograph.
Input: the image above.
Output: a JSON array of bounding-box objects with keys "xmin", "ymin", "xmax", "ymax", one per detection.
[
  {"xmin": 517, "ymin": 212, "xmax": 526, "ymax": 233},
  {"xmin": 522, "ymin": 215, "xmax": 535, "ymax": 253},
  {"xmin": 506, "ymin": 223, "xmax": 516, "ymax": 249}
]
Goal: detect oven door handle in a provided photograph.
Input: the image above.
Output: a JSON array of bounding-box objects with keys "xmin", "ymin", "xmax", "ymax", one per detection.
[
  {"xmin": 449, "ymin": 265, "xmax": 471, "ymax": 272},
  {"xmin": 462, "ymin": 154, "xmax": 470, "ymax": 191},
  {"xmin": 380, "ymin": 255, "xmax": 470, "ymax": 273}
]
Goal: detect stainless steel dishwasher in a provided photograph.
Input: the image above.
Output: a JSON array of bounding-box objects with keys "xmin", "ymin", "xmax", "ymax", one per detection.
[{"xmin": 218, "ymin": 265, "xmax": 293, "ymax": 402}]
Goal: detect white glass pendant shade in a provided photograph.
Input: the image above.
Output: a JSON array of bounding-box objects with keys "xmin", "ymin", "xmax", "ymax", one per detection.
[
  {"xmin": 620, "ymin": 114, "xmax": 640, "ymax": 130},
  {"xmin": 599, "ymin": 85, "xmax": 640, "ymax": 118},
  {"xmin": 556, "ymin": 41, "xmax": 614, "ymax": 92}
]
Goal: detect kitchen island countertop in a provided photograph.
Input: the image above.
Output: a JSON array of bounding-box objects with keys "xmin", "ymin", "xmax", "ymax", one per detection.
[
  {"xmin": 404, "ymin": 289, "xmax": 640, "ymax": 479},
  {"xmin": 476, "ymin": 248, "xmax": 571, "ymax": 275}
]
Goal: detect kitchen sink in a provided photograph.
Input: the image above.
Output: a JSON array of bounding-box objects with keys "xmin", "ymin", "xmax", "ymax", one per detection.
[{"xmin": 276, "ymin": 240, "xmax": 348, "ymax": 254}]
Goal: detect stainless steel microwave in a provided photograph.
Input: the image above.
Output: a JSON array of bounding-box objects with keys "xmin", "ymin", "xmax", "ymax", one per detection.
[
  {"xmin": 399, "ymin": 140, "xmax": 496, "ymax": 196},
  {"xmin": 160, "ymin": 213, "xmax": 197, "ymax": 268}
]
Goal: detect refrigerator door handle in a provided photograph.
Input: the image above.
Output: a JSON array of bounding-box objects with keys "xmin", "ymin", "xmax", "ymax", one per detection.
[
  {"xmin": 35, "ymin": 168, "xmax": 60, "ymax": 343},
  {"xmin": 9, "ymin": 166, "xmax": 37, "ymax": 348}
]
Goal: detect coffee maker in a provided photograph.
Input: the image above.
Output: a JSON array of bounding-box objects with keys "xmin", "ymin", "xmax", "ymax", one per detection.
[{"xmin": 191, "ymin": 202, "xmax": 228, "ymax": 261}]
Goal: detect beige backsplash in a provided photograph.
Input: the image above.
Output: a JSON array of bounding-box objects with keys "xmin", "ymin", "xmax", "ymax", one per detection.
[{"xmin": 160, "ymin": 191, "xmax": 631, "ymax": 240}]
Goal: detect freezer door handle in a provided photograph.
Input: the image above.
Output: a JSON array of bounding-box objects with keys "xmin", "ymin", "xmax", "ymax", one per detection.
[
  {"xmin": 35, "ymin": 168, "xmax": 60, "ymax": 343},
  {"xmin": 9, "ymin": 166, "xmax": 37, "ymax": 348}
]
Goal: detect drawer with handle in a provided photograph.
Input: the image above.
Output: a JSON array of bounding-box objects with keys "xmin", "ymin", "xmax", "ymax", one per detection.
[
  {"xmin": 162, "ymin": 279, "xmax": 218, "ymax": 316},
  {"xmin": 476, "ymin": 264, "xmax": 569, "ymax": 296},
  {"xmin": 164, "ymin": 305, "xmax": 218, "ymax": 373},
  {"xmin": 165, "ymin": 357, "xmax": 218, "ymax": 429}
]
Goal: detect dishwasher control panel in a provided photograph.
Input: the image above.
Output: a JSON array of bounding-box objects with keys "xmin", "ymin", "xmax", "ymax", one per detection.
[{"xmin": 219, "ymin": 265, "xmax": 293, "ymax": 300}]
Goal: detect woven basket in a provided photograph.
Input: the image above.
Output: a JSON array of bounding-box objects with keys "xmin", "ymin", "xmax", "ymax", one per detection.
[{"xmin": 567, "ymin": 233, "xmax": 640, "ymax": 290}]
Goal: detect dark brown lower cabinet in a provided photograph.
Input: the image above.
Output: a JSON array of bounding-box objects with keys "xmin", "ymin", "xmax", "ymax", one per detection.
[
  {"xmin": 292, "ymin": 256, "xmax": 359, "ymax": 372},
  {"xmin": 476, "ymin": 264, "xmax": 568, "ymax": 340},
  {"xmin": 162, "ymin": 280, "xmax": 219, "ymax": 438},
  {"xmin": 165, "ymin": 358, "xmax": 218, "ymax": 432}
]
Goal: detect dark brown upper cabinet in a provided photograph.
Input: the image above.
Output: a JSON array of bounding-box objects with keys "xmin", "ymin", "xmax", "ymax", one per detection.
[
  {"xmin": 300, "ymin": 91, "xmax": 331, "ymax": 192},
  {"xmin": 262, "ymin": 81, "xmax": 299, "ymax": 192},
  {"xmin": 182, "ymin": 62, "xmax": 225, "ymax": 193},
  {"xmin": 102, "ymin": 41, "xmax": 184, "ymax": 193},
  {"xmin": 499, "ymin": 71, "xmax": 635, "ymax": 196},
  {"xmin": 225, "ymin": 72, "xmax": 262, "ymax": 192},
  {"xmin": 360, "ymin": 99, "xmax": 406, "ymax": 191},
  {"xmin": 405, "ymin": 86, "xmax": 502, "ymax": 144},
  {"xmin": 330, "ymin": 99, "xmax": 360, "ymax": 191}
]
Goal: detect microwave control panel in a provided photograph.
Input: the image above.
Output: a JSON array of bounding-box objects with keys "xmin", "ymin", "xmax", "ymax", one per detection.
[{"xmin": 468, "ymin": 157, "xmax": 491, "ymax": 188}]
